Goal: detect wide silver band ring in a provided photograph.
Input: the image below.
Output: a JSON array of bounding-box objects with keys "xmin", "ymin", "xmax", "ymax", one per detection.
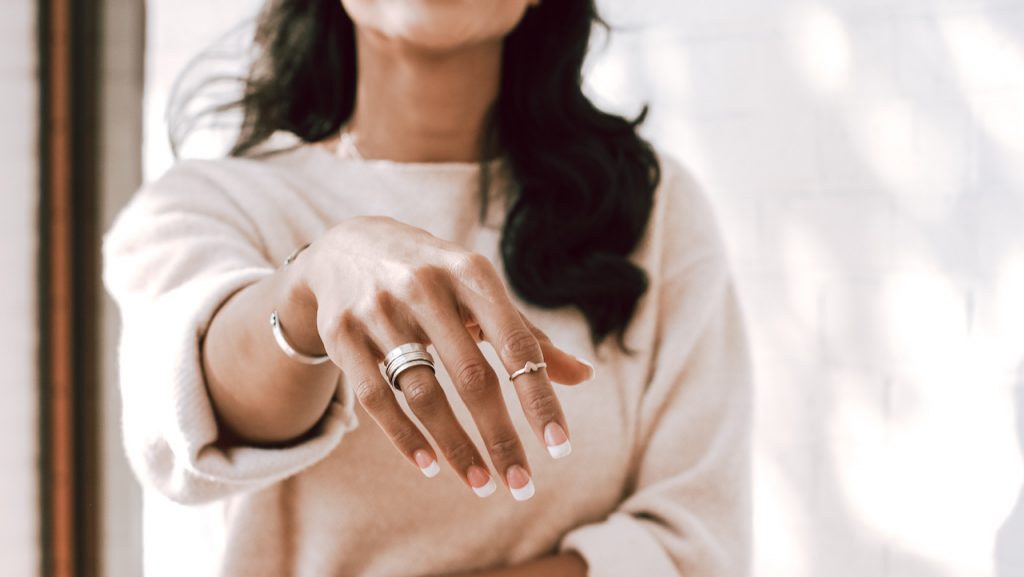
[
  {"xmin": 382, "ymin": 342, "xmax": 435, "ymax": 391},
  {"xmin": 384, "ymin": 343, "xmax": 429, "ymax": 367},
  {"xmin": 385, "ymin": 351, "xmax": 434, "ymax": 382},
  {"xmin": 509, "ymin": 360, "xmax": 547, "ymax": 381},
  {"xmin": 389, "ymin": 359, "xmax": 435, "ymax": 391}
]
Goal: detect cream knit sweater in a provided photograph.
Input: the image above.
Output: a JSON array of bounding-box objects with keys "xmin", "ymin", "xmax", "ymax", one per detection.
[{"xmin": 102, "ymin": 139, "xmax": 753, "ymax": 577}]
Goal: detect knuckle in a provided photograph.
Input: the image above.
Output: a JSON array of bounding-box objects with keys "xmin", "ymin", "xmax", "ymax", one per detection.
[
  {"xmin": 527, "ymin": 322, "xmax": 552, "ymax": 345},
  {"xmin": 395, "ymin": 265, "xmax": 444, "ymax": 303},
  {"xmin": 524, "ymin": 394, "xmax": 559, "ymax": 421},
  {"xmin": 402, "ymin": 377, "xmax": 443, "ymax": 412},
  {"xmin": 451, "ymin": 251, "xmax": 491, "ymax": 274},
  {"xmin": 487, "ymin": 435, "xmax": 521, "ymax": 463},
  {"xmin": 393, "ymin": 269, "xmax": 424, "ymax": 301},
  {"xmin": 389, "ymin": 426, "xmax": 420, "ymax": 449},
  {"xmin": 450, "ymin": 253, "xmax": 499, "ymax": 288},
  {"xmin": 501, "ymin": 327, "xmax": 541, "ymax": 361},
  {"xmin": 354, "ymin": 378, "xmax": 391, "ymax": 412},
  {"xmin": 320, "ymin": 312, "xmax": 347, "ymax": 343},
  {"xmin": 442, "ymin": 441, "xmax": 477, "ymax": 465},
  {"xmin": 454, "ymin": 359, "xmax": 494, "ymax": 398}
]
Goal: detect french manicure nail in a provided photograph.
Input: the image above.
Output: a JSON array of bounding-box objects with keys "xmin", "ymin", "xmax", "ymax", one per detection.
[
  {"xmin": 507, "ymin": 465, "xmax": 535, "ymax": 501},
  {"xmin": 468, "ymin": 465, "xmax": 496, "ymax": 498},
  {"xmin": 415, "ymin": 450, "xmax": 440, "ymax": 478},
  {"xmin": 574, "ymin": 355, "xmax": 595, "ymax": 382},
  {"xmin": 544, "ymin": 421, "xmax": 572, "ymax": 459}
]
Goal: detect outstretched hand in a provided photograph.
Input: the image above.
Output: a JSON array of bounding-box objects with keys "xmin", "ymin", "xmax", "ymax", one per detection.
[{"xmin": 286, "ymin": 215, "xmax": 597, "ymax": 500}]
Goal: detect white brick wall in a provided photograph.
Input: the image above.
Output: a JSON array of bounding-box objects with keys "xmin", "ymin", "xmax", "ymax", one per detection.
[
  {"xmin": 0, "ymin": 0, "xmax": 38, "ymax": 576},
  {"xmin": 584, "ymin": 2, "xmax": 1024, "ymax": 576},
  {"xmin": 141, "ymin": 1, "xmax": 1024, "ymax": 576}
]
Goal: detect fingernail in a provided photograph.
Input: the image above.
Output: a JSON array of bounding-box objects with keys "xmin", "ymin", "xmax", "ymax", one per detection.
[
  {"xmin": 574, "ymin": 355, "xmax": 595, "ymax": 382},
  {"xmin": 415, "ymin": 450, "xmax": 440, "ymax": 478},
  {"xmin": 468, "ymin": 465, "xmax": 496, "ymax": 498},
  {"xmin": 544, "ymin": 422, "xmax": 572, "ymax": 459},
  {"xmin": 506, "ymin": 465, "xmax": 535, "ymax": 501}
]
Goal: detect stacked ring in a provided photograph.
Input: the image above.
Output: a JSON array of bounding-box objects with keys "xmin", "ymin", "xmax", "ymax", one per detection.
[{"xmin": 383, "ymin": 343, "xmax": 436, "ymax": 391}]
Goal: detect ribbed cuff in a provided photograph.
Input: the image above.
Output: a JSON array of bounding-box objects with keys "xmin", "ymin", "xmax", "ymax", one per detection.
[
  {"xmin": 558, "ymin": 513, "xmax": 680, "ymax": 577},
  {"xmin": 119, "ymin": 266, "xmax": 359, "ymax": 502}
]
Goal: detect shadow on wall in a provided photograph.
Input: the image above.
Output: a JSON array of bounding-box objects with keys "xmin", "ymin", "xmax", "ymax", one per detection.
[{"xmin": 995, "ymin": 361, "xmax": 1024, "ymax": 577}]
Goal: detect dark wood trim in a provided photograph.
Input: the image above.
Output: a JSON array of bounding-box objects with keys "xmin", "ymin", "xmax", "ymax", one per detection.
[{"xmin": 39, "ymin": 0, "xmax": 102, "ymax": 574}]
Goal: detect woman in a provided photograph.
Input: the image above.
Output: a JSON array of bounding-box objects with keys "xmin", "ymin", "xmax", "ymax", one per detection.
[{"xmin": 102, "ymin": 0, "xmax": 753, "ymax": 576}]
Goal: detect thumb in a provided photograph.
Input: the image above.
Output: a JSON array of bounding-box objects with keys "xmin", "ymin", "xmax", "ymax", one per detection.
[{"xmin": 518, "ymin": 311, "xmax": 595, "ymax": 386}]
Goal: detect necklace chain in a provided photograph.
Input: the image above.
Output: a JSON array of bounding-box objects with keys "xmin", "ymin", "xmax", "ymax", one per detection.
[{"xmin": 335, "ymin": 128, "xmax": 364, "ymax": 160}]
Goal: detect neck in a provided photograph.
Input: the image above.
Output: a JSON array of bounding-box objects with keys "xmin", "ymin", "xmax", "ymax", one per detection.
[{"xmin": 344, "ymin": 30, "xmax": 503, "ymax": 163}]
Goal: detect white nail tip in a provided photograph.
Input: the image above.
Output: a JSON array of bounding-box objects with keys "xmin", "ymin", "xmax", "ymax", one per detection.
[
  {"xmin": 573, "ymin": 355, "xmax": 596, "ymax": 382},
  {"xmin": 420, "ymin": 461, "xmax": 441, "ymax": 478},
  {"xmin": 510, "ymin": 479, "xmax": 535, "ymax": 501},
  {"xmin": 473, "ymin": 478, "xmax": 497, "ymax": 498},
  {"xmin": 547, "ymin": 440, "xmax": 573, "ymax": 459}
]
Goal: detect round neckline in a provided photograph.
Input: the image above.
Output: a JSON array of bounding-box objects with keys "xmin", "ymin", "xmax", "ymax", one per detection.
[
  {"xmin": 302, "ymin": 139, "xmax": 507, "ymax": 172},
  {"xmin": 286, "ymin": 138, "xmax": 514, "ymax": 230}
]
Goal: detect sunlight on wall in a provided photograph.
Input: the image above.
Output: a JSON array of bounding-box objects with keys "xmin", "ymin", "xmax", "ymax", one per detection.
[
  {"xmin": 788, "ymin": 4, "xmax": 850, "ymax": 94},
  {"xmin": 994, "ymin": 253, "xmax": 1024, "ymax": 361},
  {"xmin": 753, "ymin": 457, "xmax": 809, "ymax": 576},
  {"xmin": 827, "ymin": 367, "xmax": 888, "ymax": 531},
  {"xmin": 882, "ymin": 271, "xmax": 965, "ymax": 368},
  {"xmin": 941, "ymin": 12, "xmax": 1024, "ymax": 197},
  {"xmin": 143, "ymin": 0, "xmax": 263, "ymax": 178},
  {"xmin": 942, "ymin": 14, "xmax": 1024, "ymax": 163},
  {"xmin": 780, "ymin": 222, "xmax": 836, "ymax": 325},
  {"xmin": 848, "ymin": 99, "xmax": 965, "ymax": 223},
  {"xmin": 879, "ymin": 271, "xmax": 1017, "ymax": 573},
  {"xmin": 579, "ymin": 2, "xmax": 1024, "ymax": 576},
  {"xmin": 884, "ymin": 395, "xmax": 1019, "ymax": 575},
  {"xmin": 583, "ymin": 29, "xmax": 652, "ymax": 123},
  {"xmin": 811, "ymin": 262, "xmax": 1022, "ymax": 576}
]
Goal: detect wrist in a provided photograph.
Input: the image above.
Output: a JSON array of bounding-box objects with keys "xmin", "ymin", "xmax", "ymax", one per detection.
[{"xmin": 277, "ymin": 249, "xmax": 327, "ymax": 358}]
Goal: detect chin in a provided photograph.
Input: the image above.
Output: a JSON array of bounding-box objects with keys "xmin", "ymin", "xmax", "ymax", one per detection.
[{"xmin": 345, "ymin": 0, "xmax": 530, "ymax": 53}]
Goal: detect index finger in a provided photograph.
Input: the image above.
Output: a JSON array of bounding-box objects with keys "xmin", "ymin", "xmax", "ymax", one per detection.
[{"xmin": 450, "ymin": 255, "xmax": 572, "ymax": 460}]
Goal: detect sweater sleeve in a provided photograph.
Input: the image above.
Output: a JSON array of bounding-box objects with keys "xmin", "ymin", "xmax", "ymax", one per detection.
[
  {"xmin": 101, "ymin": 160, "xmax": 360, "ymax": 505},
  {"xmin": 557, "ymin": 161, "xmax": 754, "ymax": 577}
]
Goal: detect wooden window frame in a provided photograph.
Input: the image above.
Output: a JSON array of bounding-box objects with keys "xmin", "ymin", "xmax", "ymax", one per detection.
[{"xmin": 39, "ymin": 0, "xmax": 101, "ymax": 575}]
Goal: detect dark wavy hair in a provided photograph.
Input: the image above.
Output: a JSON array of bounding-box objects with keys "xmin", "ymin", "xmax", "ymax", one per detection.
[{"xmin": 171, "ymin": 0, "xmax": 660, "ymax": 354}]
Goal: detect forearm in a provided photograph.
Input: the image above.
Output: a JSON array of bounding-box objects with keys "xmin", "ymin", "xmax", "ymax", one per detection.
[
  {"xmin": 202, "ymin": 262, "xmax": 339, "ymax": 446},
  {"xmin": 445, "ymin": 553, "xmax": 587, "ymax": 577}
]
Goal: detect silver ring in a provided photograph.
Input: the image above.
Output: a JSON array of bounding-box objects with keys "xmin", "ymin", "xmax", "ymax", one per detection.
[
  {"xmin": 385, "ymin": 351, "xmax": 434, "ymax": 382},
  {"xmin": 382, "ymin": 342, "xmax": 435, "ymax": 391},
  {"xmin": 384, "ymin": 343, "xmax": 428, "ymax": 367},
  {"xmin": 389, "ymin": 360, "xmax": 436, "ymax": 391},
  {"xmin": 509, "ymin": 360, "xmax": 547, "ymax": 381}
]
